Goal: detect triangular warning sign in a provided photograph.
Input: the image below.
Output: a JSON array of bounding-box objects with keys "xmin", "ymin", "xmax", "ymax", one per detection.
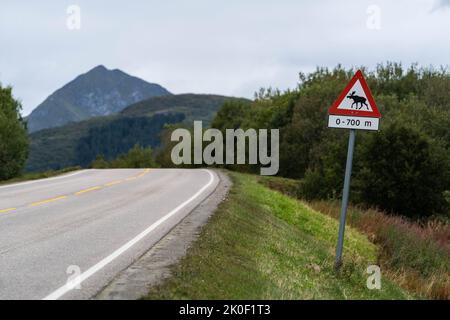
[{"xmin": 328, "ymin": 70, "xmax": 381, "ymax": 118}]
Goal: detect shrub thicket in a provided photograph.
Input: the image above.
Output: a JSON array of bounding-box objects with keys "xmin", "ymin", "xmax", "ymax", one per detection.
[
  {"xmin": 208, "ymin": 63, "xmax": 450, "ymax": 218},
  {"xmin": 91, "ymin": 144, "xmax": 158, "ymax": 169}
]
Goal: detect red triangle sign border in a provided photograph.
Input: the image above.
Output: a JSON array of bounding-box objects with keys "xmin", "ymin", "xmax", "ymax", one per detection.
[{"xmin": 328, "ymin": 70, "xmax": 381, "ymax": 118}]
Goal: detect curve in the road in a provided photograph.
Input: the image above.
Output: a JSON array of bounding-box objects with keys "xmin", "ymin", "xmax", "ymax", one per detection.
[
  {"xmin": 43, "ymin": 169, "xmax": 215, "ymax": 300},
  {"xmin": 0, "ymin": 168, "xmax": 218, "ymax": 300}
]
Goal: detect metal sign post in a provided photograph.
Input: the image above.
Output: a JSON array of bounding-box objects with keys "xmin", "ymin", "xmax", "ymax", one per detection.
[
  {"xmin": 334, "ymin": 129, "xmax": 356, "ymax": 270},
  {"xmin": 327, "ymin": 70, "xmax": 381, "ymax": 270}
]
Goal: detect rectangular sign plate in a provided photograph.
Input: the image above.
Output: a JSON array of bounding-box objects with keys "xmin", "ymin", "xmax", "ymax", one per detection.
[{"xmin": 328, "ymin": 115, "xmax": 379, "ymax": 131}]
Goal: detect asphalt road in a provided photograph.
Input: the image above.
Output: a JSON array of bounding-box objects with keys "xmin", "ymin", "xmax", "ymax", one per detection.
[{"xmin": 0, "ymin": 168, "xmax": 218, "ymax": 300}]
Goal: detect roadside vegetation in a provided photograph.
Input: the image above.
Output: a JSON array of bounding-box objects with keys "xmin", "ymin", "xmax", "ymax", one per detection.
[
  {"xmin": 157, "ymin": 63, "xmax": 449, "ymax": 220},
  {"xmin": 90, "ymin": 144, "xmax": 159, "ymax": 169},
  {"xmin": 259, "ymin": 175, "xmax": 450, "ymax": 299},
  {"xmin": 145, "ymin": 171, "xmax": 411, "ymax": 299}
]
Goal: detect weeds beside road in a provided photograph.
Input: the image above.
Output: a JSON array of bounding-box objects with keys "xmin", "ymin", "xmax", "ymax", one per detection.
[
  {"xmin": 308, "ymin": 200, "xmax": 449, "ymax": 299},
  {"xmin": 260, "ymin": 175, "xmax": 449, "ymax": 299}
]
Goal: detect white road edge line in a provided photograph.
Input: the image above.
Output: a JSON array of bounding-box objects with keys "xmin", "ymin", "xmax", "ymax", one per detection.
[
  {"xmin": 43, "ymin": 169, "xmax": 216, "ymax": 300},
  {"xmin": 0, "ymin": 170, "xmax": 87, "ymax": 190}
]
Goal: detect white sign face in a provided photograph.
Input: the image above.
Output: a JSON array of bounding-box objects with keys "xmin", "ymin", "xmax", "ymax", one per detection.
[
  {"xmin": 336, "ymin": 80, "xmax": 374, "ymax": 112},
  {"xmin": 328, "ymin": 115, "xmax": 379, "ymax": 131}
]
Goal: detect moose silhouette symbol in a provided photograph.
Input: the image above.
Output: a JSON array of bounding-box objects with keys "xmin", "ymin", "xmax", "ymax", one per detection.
[{"xmin": 346, "ymin": 91, "xmax": 369, "ymax": 110}]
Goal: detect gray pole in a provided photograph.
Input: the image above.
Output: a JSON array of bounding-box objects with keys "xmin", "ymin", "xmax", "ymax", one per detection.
[{"xmin": 335, "ymin": 129, "xmax": 356, "ymax": 270}]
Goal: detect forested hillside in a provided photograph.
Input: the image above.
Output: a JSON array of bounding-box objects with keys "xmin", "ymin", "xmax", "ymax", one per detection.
[
  {"xmin": 26, "ymin": 94, "xmax": 244, "ymax": 172},
  {"xmin": 189, "ymin": 63, "xmax": 450, "ymax": 219},
  {"xmin": 26, "ymin": 113, "xmax": 183, "ymax": 172},
  {"xmin": 76, "ymin": 113, "xmax": 184, "ymax": 167}
]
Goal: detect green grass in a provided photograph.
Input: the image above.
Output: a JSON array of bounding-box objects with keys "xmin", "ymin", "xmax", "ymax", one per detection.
[
  {"xmin": 0, "ymin": 166, "xmax": 81, "ymax": 186},
  {"xmin": 144, "ymin": 171, "xmax": 411, "ymax": 299},
  {"xmin": 259, "ymin": 174, "xmax": 449, "ymax": 299}
]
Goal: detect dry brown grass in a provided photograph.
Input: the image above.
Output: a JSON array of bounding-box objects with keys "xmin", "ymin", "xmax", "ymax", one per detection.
[{"xmin": 308, "ymin": 200, "xmax": 450, "ymax": 300}]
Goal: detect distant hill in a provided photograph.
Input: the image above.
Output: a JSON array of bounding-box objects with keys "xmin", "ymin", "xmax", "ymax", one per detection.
[
  {"xmin": 26, "ymin": 113, "xmax": 184, "ymax": 172},
  {"xmin": 26, "ymin": 65, "xmax": 171, "ymax": 132},
  {"xmin": 26, "ymin": 94, "xmax": 248, "ymax": 172},
  {"xmin": 121, "ymin": 93, "xmax": 248, "ymax": 125}
]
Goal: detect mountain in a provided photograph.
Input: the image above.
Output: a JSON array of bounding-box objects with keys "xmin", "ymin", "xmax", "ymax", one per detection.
[
  {"xmin": 26, "ymin": 94, "xmax": 248, "ymax": 172},
  {"xmin": 26, "ymin": 65, "xmax": 171, "ymax": 132}
]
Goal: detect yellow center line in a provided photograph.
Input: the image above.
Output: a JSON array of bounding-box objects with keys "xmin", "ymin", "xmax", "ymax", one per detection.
[
  {"xmin": 2, "ymin": 169, "xmax": 152, "ymax": 214},
  {"xmin": 137, "ymin": 169, "xmax": 151, "ymax": 178},
  {"xmin": 104, "ymin": 180, "xmax": 122, "ymax": 187},
  {"xmin": 29, "ymin": 196, "xmax": 67, "ymax": 207},
  {"xmin": 123, "ymin": 169, "xmax": 151, "ymax": 180},
  {"xmin": 75, "ymin": 186, "xmax": 101, "ymax": 195}
]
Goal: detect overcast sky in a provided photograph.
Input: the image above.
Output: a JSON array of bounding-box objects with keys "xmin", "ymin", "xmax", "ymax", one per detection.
[{"xmin": 1, "ymin": 0, "xmax": 449, "ymax": 115}]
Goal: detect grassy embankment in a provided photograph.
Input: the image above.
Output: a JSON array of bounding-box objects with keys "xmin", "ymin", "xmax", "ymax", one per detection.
[
  {"xmin": 260, "ymin": 175, "xmax": 450, "ymax": 299},
  {"xmin": 144, "ymin": 171, "xmax": 411, "ymax": 299}
]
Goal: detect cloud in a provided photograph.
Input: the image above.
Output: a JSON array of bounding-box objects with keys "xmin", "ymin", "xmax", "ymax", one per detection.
[
  {"xmin": 433, "ymin": 0, "xmax": 450, "ymax": 10},
  {"xmin": 1, "ymin": 1, "xmax": 450, "ymax": 116}
]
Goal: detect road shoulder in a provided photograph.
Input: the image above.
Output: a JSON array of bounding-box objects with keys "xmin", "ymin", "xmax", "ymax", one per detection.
[{"xmin": 94, "ymin": 169, "xmax": 231, "ymax": 300}]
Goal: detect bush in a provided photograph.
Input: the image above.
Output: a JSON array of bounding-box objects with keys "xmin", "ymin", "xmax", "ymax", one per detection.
[
  {"xmin": 355, "ymin": 124, "xmax": 449, "ymax": 218},
  {"xmin": 110, "ymin": 144, "xmax": 159, "ymax": 168},
  {"xmin": 0, "ymin": 85, "xmax": 28, "ymax": 180},
  {"xmin": 91, "ymin": 145, "xmax": 159, "ymax": 169},
  {"xmin": 90, "ymin": 154, "xmax": 110, "ymax": 168}
]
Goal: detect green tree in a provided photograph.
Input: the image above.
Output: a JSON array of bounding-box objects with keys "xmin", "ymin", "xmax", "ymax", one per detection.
[
  {"xmin": 355, "ymin": 124, "xmax": 449, "ymax": 218},
  {"xmin": 211, "ymin": 100, "xmax": 251, "ymax": 130},
  {"xmin": 208, "ymin": 63, "xmax": 450, "ymax": 218},
  {"xmin": 0, "ymin": 85, "xmax": 28, "ymax": 179}
]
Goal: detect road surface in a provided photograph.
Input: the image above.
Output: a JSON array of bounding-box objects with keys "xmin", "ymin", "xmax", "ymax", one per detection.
[{"xmin": 0, "ymin": 169, "xmax": 218, "ymax": 300}]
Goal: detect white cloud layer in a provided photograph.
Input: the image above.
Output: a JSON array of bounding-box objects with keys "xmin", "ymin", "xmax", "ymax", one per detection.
[{"xmin": 0, "ymin": 0, "xmax": 449, "ymax": 115}]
